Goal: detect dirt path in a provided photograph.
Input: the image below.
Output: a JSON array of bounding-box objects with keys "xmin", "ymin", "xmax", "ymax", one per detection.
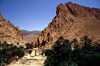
[{"xmin": 7, "ymin": 54, "xmax": 47, "ymax": 66}]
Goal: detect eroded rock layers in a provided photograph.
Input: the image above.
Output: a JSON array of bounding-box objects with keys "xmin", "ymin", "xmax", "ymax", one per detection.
[
  {"xmin": 29, "ymin": 2, "xmax": 100, "ymax": 49},
  {"xmin": 0, "ymin": 13, "xmax": 24, "ymax": 45}
]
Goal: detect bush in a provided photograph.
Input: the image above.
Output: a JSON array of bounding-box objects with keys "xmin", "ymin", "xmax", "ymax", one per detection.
[
  {"xmin": 0, "ymin": 42, "xmax": 25, "ymax": 65},
  {"xmin": 44, "ymin": 36, "xmax": 73, "ymax": 66},
  {"xmin": 0, "ymin": 51, "xmax": 4, "ymax": 63},
  {"xmin": 86, "ymin": 53, "xmax": 100, "ymax": 66},
  {"xmin": 17, "ymin": 50, "xmax": 25, "ymax": 58},
  {"xmin": 44, "ymin": 36, "xmax": 100, "ymax": 66},
  {"xmin": 25, "ymin": 43, "xmax": 33, "ymax": 49},
  {"xmin": 45, "ymin": 49, "xmax": 54, "ymax": 56}
]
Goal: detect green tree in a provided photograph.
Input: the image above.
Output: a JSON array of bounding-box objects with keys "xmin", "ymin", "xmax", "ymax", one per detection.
[
  {"xmin": 0, "ymin": 50, "xmax": 4, "ymax": 63},
  {"xmin": 52, "ymin": 36, "xmax": 65, "ymax": 53},
  {"xmin": 25, "ymin": 43, "xmax": 33, "ymax": 49},
  {"xmin": 57, "ymin": 36, "xmax": 64, "ymax": 45},
  {"xmin": 17, "ymin": 50, "xmax": 25, "ymax": 58},
  {"xmin": 5, "ymin": 44, "xmax": 9, "ymax": 50},
  {"xmin": 71, "ymin": 39, "xmax": 79, "ymax": 50},
  {"xmin": 45, "ymin": 49, "xmax": 54, "ymax": 56},
  {"xmin": 44, "ymin": 36, "xmax": 100, "ymax": 66},
  {"xmin": 63, "ymin": 39, "xmax": 71, "ymax": 48},
  {"xmin": 10, "ymin": 44, "xmax": 13, "ymax": 48},
  {"xmin": 2, "ymin": 41, "xmax": 7, "ymax": 49},
  {"xmin": 81, "ymin": 36, "xmax": 93, "ymax": 51},
  {"xmin": 19, "ymin": 46, "xmax": 25, "ymax": 51},
  {"xmin": 44, "ymin": 36, "xmax": 73, "ymax": 66}
]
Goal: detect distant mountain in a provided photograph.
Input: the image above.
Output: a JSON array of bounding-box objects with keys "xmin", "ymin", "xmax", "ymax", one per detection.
[{"xmin": 21, "ymin": 30, "xmax": 41, "ymax": 41}]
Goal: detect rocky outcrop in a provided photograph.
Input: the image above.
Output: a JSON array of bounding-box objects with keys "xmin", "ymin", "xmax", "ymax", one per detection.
[
  {"xmin": 29, "ymin": 2, "xmax": 100, "ymax": 49},
  {"xmin": 0, "ymin": 13, "xmax": 24, "ymax": 45}
]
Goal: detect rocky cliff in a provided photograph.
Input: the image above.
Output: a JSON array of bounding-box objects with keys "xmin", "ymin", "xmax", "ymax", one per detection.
[
  {"xmin": 0, "ymin": 13, "xmax": 24, "ymax": 45},
  {"xmin": 29, "ymin": 2, "xmax": 100, "ymax": 49}
]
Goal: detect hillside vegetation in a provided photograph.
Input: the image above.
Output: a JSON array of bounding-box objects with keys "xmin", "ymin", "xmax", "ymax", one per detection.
[
  {"xmin": 44, "ymin": 36, "xmax": 100, "ymax": 66},
  {"xmin": 0, "ymin": 41, "xmax": 33, "ymax": 66}
]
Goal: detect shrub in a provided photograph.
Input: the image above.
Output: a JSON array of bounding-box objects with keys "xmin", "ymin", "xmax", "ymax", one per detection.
[
  {"xmin": 44, "ymin": 36, "xmax": 73, "ymax": 66},
  {"xmin": 44, "ymin": 36, "xmax": 100, "ymax": 66},
  {"xmin": 0, "ymin": 42, "xmax": 25, "ymax": 65},
  {"xmin": 0, "ymin": 50, "xmax": 4, "ymax": 63},
  {"xmin": 25, "ymin": 43, "xmax": 33, "ymax": 49},
  {"xmin": 45, "ymin": 49, "xmax": 54, "ymax": 56},
  {"xmin": 17, "ymin": 50, "xmax": 25, "ymax": 58},
  {"xmin": 87, "ymin": 53, "xmax": 100, "ymax": 66}
]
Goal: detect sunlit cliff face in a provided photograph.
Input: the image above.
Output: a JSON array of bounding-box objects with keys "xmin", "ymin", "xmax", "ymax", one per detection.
[{"xmin": 0, "ymin": 13, "xmax": 24, "ymax": 45}]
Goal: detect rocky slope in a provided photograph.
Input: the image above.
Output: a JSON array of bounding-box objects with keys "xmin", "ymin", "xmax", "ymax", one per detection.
[
  {"xmin": 21, "ymin": 30, "xmax": 41, "ymax": 41},
  {"xmin": 0, "ymin": 13, "xmax": 24, "ymax": 45},
  {"xmin": 29, "ymin": 2, "xmax": 100, "ymax": 49}
]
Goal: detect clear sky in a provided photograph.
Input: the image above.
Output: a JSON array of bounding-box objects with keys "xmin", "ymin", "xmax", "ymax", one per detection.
[{"xmin": 0, "ymin": 0, "xmax": 100, "ymax": 31}]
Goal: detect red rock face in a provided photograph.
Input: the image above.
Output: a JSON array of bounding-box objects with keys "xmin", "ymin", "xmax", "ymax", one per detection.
[
  {"xmin": 0, "ymin": 13, "xmax": 24, "ymax": 45},
  {"xmin": 29, "ymin": 2, "xmax": 100, "ymax": 49}
]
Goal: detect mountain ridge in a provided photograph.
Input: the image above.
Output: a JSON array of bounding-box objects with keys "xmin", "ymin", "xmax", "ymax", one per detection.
[
  {"xmin": 28, "ymin": 2, "xmax": 100, "ymax": 49},
  {"xmin": 0, "ymin": 13, "xmax": 24, "ymax": 45}
]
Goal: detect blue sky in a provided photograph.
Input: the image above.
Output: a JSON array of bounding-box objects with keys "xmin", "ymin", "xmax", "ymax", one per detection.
[{"xmin": 0, "ymin": 0, "xmax": 100, "ymax": 31}]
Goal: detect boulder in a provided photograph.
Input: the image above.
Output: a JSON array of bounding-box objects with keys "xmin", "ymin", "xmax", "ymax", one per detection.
[{"xmin": 30, "ymin": 50, "xmax": 36, "ymax": 57}]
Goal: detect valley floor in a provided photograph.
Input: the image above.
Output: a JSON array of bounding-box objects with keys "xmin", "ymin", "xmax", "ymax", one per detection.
[{"xmin": 7, "ymin": 52, "xmax": 47, "ymax": 66}]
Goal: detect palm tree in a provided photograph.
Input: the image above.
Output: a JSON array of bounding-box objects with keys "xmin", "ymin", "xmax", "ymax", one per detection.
[
  {"xmin": 11, "ymin": 44, "xmax": 13, "ymax": 48},
  {"xmin": 0, "ymin": 43, "xmax": 2, "ymax": 50},
  {"xmin": 0, "ymin": 41, "xmax": 1, "ymax": 47},
  {"xmin": 0, "ymin": 50, "xmax": 4, "ymax": 63},
  {"xmin": 58, "ymin": 36, "xmax": 64, "ymax": 43},
  {"xmin": 81, "ymin": 36, "xmax": 92, "ymax": 51},
  {"xmin": 5, "ymin": 44, "xmax": 9, "ymax": 50},
  {"xmin": 4, "ymin": 41, "xmax": 7, "ymax": 44},
  {"xmin": 52, "ymin": 36, "xmax": 64, "ymax": 53},
  {"xmin": 71, "ymin": 39, "xmax": 78, "ymax": 44},
  {"xmin": 25, "ymin": 43, "xmax": 33, "ymax": 49},
  {"xmin": 71, "ymin": 39, "xmax": 79, "ymax": 50},
  {"xmin": 63, "ymin": 39, "xmax": 71, "ymax": 48}
]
